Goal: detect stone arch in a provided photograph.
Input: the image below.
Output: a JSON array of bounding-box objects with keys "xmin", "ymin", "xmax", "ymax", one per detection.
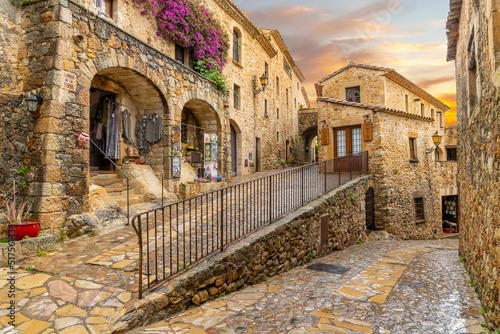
[
  {"xmin": 229, "ymin": 119, "xmax": 243, "ymax": 177},
  {"xmin": 302, "ymin": 125, "xmax": 318, "ymax": 163}
]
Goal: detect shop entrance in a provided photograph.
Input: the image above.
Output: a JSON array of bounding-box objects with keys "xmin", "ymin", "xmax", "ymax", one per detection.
[
  {"xmin": 89, "ymin": 87, "xmax": 116, "ymax": 172},
  {"xmin": 442, "ymin": 195, "xmax": 459, "ymax": 233}
]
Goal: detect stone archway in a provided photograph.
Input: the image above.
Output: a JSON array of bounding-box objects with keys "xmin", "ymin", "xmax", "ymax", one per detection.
[{"xmin": 302, "ymin": 126, "xmax": 318, "ymax": 163}]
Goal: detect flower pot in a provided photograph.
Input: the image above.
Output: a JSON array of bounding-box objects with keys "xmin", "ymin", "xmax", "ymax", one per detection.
[{"xmin": 8, "ymin": 220, "xmax": 40, "ymax": 241}]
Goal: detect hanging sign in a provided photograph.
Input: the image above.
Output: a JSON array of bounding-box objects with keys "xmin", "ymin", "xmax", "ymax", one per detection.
[
  {"xmin": 321, "ymin": 127, "xmax": 329, "ymax": 145},
  {"xmin": 171, "ymin": 126, "xmax": 181, "ymax": 178},
  {"xmin": 363, "ymin": 122, "xmax": 373, "ymax": 141}
]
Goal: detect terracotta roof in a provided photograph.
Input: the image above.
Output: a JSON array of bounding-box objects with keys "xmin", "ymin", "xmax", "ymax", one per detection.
[
  {"xmin": 446, "ymin": 0, "xmax": 463, "ymax": 61},
  {"xmin": 318, "ymin": 97, "xmax": 435, "ymax": 122},
  {"xmin": 316, "ymin": 62, "xmax": 450, "ymax": 111}
]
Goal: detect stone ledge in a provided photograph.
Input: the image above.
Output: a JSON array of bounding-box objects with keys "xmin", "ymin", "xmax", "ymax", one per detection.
[{"xmin": 0, "ymin": 235, "xmax": 58, "ymax": 265}]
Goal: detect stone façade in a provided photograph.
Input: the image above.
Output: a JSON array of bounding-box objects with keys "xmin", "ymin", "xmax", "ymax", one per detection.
[
  {"xmin": 447, "ymin": 0, "xmax": 500, "ymax": 328},
  {"xmin": 316, "ymin": 64, "xmax": 457, "ymax": 240}
]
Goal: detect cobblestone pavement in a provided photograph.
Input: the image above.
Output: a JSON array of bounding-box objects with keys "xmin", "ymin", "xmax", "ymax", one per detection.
[{"xmin": 130, "ymin": 239, "xmax": 485, "ymax": 334}]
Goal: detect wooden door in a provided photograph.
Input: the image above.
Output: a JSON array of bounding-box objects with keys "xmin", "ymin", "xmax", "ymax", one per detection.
[
  {"xmin": 333, "ymin": 126, "xmax": 362, "ymax": 172},
  {"xmin": 230, "ymin": 125, "xmax": 237, "ymax": 177}
]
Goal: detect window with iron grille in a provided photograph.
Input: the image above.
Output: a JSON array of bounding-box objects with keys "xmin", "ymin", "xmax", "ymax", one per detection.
[
  {"xmin": 233, "ymin": 29, "xmax": 241, "ymax": 63},
  {"xmin": 346, "ymin": 86, "xmax": 361, "ymax": 103},
  {"xmin": 409, "ymin": 138, "xmax": 417, "ymax": 161},
  {"xmin": 233, "ymin": 84, "xmax": 240, "ymax": 110},
  {"xmin": 414, "ymin": 197, "xmax": 425, "ymax": 221}
]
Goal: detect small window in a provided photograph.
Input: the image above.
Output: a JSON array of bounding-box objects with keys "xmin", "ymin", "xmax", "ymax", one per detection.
[
  {"xmin": 447, "ymin": 148, "xmax": 457, "ymax": 161},
  {"xmin": 175, "ymin": 44, "xmax": 185, "ymax": 63},
  {"xmin": 277, "ymin": 131, "xmax": 280, "ymax": 142},
  {"xmin": 346, "ymin": 86, "xmax": 361, "ymax": 103},
  {"xmin": 409, "ymin": 138, "xmax": 417, "ymax": 161},
  {"xmin": 438, "ymin": 112, "xmax": 443, "ymax": 128},
  {"xmin": 93, "ymin": 0, "xmax": 113, "ymax": 18},
  {"xmin": 431, "ymin": 108, "xmax": 435, "ymax": 119},
  {"xmin": 276, "ymin": 77, "xmax": 279, "ymax": 96},
  {"xmin": 286, "ymin": 89, "xmax": 289, "ymax": 106},
  {"xmin": 405, "ymin": 94, "xmax": 409, "ymax": 112},
  {"xmin": 277, "ymin": 108, "xmax": 279, "ymax": 119},
  {"xmin": 233, "ymin": 29, "xmax": 241, "ymax": 63},
  {"xmin": 284, "ymin": 57, "xmax": 292, "ymax": 76},
  {"xmin": 264, "ymin": 62, "xmax": 269, "ymax": 77},
  {"xmin": 414, "ymin": 197, "xmax": 425, "ymax": 221},
  {"xmin": 421, "ymin": 103, "xmax": 425, "ymax": 116},
  {"xmin": 233, "ymin": 84, "xmax": 240, "ymax": 110},
  {"xmin": 264, "ymin": 99, "xmax": 268, "ymax": 116}
]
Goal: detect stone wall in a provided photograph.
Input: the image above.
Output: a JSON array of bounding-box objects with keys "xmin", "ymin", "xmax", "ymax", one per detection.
[
  {"xmin": 110, "ymin": 175, "xmax": 371, "ymax": 332},
  {"xmin": 317, "ymin": 100, "xmax": 457, "ymax": 240},
  {"xmin": 447, "ymin": 0, "xmax": 500, "ymax": 328}
]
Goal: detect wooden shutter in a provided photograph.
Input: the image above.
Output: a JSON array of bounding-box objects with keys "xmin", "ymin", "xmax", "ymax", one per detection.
[{"xmin": 321, "ymin": 127, "xmax": 329, "ymax": 145}]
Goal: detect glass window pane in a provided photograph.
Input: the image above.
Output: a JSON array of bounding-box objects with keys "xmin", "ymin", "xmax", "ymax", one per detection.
[
  {"xmin": 337, "ymin": 130, "xmax": 346, "ymax": 157},
  {"xmin": 352, "ymin": 128, "xmax": 362, "ymax": 154}
]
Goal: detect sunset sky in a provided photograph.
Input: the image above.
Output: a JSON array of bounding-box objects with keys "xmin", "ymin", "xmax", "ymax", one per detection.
[{"xmin": 237, "ymin": 0, "xmax": 457, "ymax": 125}]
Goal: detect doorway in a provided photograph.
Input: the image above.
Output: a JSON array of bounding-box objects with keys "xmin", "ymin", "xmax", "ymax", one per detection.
[
  {"xmin": 365, "ymin": 187, "xmax": 375, "ymax": 231},
  {"xmin": 255, "ymin": 138, "xmax": 261, "ymax": 172},
  {"xmin": 442, "ymin": 195, "xmax": 458, "ymax": 233},
  {"xmin": 333, "ymin": 126, "xmax": 362, "ymax": 172},
  {"xmin": 89, "ymin": 87, "xmax": 116, "ymax": 172},
  {"xmin": 230, "ymin": 124, "xmax": 237, "ymax": 177}
]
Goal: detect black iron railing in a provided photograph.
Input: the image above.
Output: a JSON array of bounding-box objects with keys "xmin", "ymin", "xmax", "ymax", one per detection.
[{"xmin": 132, "ymin": 152, "xmax": 369, "ymax": 298}]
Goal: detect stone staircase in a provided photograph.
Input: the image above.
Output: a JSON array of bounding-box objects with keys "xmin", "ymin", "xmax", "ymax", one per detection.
[{"xmin": 90, "ymin": 172, "xmax": 147, "ymax": 208}]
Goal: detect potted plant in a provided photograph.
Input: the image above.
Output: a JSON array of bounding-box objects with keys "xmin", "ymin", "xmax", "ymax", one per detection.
[{"xmin": 2, "ymin": 181, "xmax": 39, "ymax": 241}]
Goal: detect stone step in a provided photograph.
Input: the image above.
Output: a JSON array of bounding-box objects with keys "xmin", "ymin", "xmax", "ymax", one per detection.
[
  {"xmin": 114, "ymin": 195, "xmax": 145, "ymax": 207},
  {"xmin": 90, "ymin": 178, "xmax": 125, "ymax": 187},
  {"xmin": 105, "ymin": 185, "xmax": 129, "ymax": 193}
]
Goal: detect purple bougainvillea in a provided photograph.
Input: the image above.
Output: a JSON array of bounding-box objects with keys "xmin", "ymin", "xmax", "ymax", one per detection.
[{"xmin": 136, "ymin": 0, "xmax": 229, "ymax": 72}]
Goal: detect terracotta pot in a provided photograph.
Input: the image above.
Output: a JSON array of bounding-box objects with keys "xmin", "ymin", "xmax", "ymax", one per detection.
[{"xmin": 8, "ymin": 220, "xmax": 40, "ymax": 241}]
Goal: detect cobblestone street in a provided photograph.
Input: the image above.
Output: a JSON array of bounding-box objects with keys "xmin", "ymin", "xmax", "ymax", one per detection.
[{"xmin": 130, "ymin": 238, "xmax": 485, "ymax": 334}]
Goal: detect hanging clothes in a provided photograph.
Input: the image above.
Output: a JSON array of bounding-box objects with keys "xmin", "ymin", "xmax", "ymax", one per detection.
[
  {"xmin": 105, "ymin": 102, "xmax": 120, "ymax": 159},
  {"xmin": 102, "ymin": 98, "xmax": 110, "ymax": 128},
  {"xmin": 93, "ymin": 103, "xmax": 104, "ymax": 140},
  {"xmin": 145, "ymin": 114, "xmax": 162, "ymax": 144},
  {"xmin": 136, "ymin": 117, "xmax": 151, "ymax": 153},
  {"xmin": 122, "ymin": 109, "xmax": 131, "ymax": 142}
]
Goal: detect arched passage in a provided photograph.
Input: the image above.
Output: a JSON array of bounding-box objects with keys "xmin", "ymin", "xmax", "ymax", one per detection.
[
  {"xmin": 88, "ymin": 67, "xmax": 169, "ymax": 172},
  {"xmin": 302, "ymin": 125, "xmax": 318, "ymax": 163}
]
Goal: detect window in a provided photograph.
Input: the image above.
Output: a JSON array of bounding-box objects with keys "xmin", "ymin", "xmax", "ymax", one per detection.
[
  {"xmin": 233, "ymin": 29, "xmax": 241, "ymax": 63},
  {"xmin": 277, "ymin": 108, "xmax": 279, "ymax": 119},
  {"xmin": 294, "ymin": 98, "xmax": 297, "ymax": 108},
  {"xmin": 276, "ymin": 77, "xmax": 279, "ymax": 96},
  {"xmin": 431, "ymin": 109, "xmax": 435, "ymax": 119},
  {"xmin": 286, "ymin": 89, "xmax": 289, "ymax": 106},
  {"xmin": 421, "ymin": 103, "xmax": 425, "ymax": 117},
  {"xmin": 93, "ymin": 0, "xmax": 113, "ymax": 18},
  {"xmin": 405, "ymin": 94, "xmax": 409, "ymax": 112},
  {"xmin": 264, "ymin": 99, "xmax": 268, "ymax": 116},
  {"xmin": 175, "ymin": 44, "xmax": 185, "ymax": 63},
  {"xmin": 333, "ymin": 126, "xmax": 361, "ymax": 158},
  {"xmin": 233, "ymin": 84, "xmax": 240, "ymax": 110},
  {"xmin": 468, "ymin": 38, "xmax": 478, "ymax": 115},
  {"xmin": 264, "ymin": 62, "xmax": 269, "ymax": 77},
  {"xmin": 409, "ymin": 138, "xmax": 417, "ymax": 161},
  {"xmin": 284, "ymin": 57, "xmax": 292, "ymax": 76},
  {"xmin": 447, "ymin": 147, "xmax": 457, "ymax": 161},
  {"xmin": 438, "ymin": 111, "xmax": 443, "ymax": 128},
  {"xmin": 277, "ymin": 131, "xmax": 280, "ymax": 142},
  {"xmin": 346, "ymin": 86, "xmax": 361, "ymax": 103},
  {"xmin": 414, "ymin": 198, "xmax": 425, "ymax": 221}
]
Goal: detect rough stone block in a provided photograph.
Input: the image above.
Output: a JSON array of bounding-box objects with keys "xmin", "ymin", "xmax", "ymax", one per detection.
[{"xmin": 35, "ymin": 117, "xmax": 62, "ymax": 134}]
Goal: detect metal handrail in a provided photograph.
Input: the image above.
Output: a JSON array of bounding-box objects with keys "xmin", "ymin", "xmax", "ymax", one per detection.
[
  {"xmin": 124, "ymin": 138, "xmax": 164, "ymax": 207},
  {"xmin": 132, "ymin": 151, "xmax": 369, "ymax": 298},
  {"xmin": 89, "ymin": 139, "xmax": 130, "ymax": 226}
]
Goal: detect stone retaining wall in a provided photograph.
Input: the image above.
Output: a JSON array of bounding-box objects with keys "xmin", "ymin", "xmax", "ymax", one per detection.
[
  {"xmin": 0, "ymin": 235, "xmax": 58, "ymax": 265},
  {"xmin": 110, "ymin": 175, "xmax": 372, "ymax": 332}
]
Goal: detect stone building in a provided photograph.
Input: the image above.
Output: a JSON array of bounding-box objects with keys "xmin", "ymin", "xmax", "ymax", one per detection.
[
  {"xmin": 0, "ymin": 0, "xmax": 308, "ymax": 233},
  {"xmin": 315, "ymin": 63, "xmax": 458, "ymax": 239},
  {"xmin": 447, "ymin": 0, "xmax": 500, "ymax": 328}
]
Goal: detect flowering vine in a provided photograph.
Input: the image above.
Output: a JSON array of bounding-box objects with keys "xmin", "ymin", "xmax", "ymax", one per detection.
[{"xmin": 136, "ymin": 0, "xmax": 230, "ymax": 76}]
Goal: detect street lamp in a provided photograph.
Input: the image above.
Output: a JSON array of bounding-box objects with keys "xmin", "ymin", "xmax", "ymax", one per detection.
[
  {"xmin": 425, "ymin": 130, "xmax": 443, "ymax": 237},
  {"xmin": 253, "ymin": 73, "xmax": 268, "ymax": 95},
  {"xmin": 25, "ymin": 92, "xmax": 43, "ymax": 113},
  {"xmin": 426, "ymin": 131, "xmax": 442, "ymax": 154}
]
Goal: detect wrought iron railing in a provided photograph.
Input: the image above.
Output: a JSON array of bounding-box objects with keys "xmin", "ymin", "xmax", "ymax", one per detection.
[{"xmin": 132, "ymin": 151, "xmax": 369, "ymax": 298}]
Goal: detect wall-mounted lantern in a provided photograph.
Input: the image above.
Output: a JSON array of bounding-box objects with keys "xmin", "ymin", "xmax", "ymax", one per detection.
[{"xmin": 25, "ymin": 93, "xmax": 43, "ymax": 113}]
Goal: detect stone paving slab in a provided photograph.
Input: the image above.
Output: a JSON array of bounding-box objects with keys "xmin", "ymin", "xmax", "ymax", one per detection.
[{"xmin": 129, "ymin": 239, "xmax": 486, "ymax": 334}]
